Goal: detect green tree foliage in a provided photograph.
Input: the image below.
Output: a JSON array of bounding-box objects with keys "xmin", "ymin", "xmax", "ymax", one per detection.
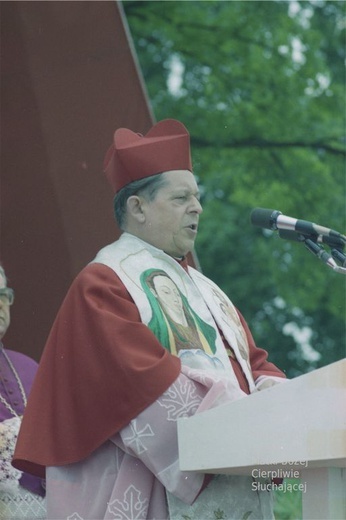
[{"xmin": 123, "ymin": 0, "xmax": 346, "ymax": 377}]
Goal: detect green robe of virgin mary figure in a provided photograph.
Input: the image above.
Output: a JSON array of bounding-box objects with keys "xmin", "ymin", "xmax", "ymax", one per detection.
[{"xmin": 140, "ymin": 268, "xmax": 217, "ymax": 357}]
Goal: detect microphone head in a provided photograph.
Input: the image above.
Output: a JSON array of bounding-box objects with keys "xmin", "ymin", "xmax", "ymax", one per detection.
[{"xmin": 250, "ymin": 208, "xmax": 281, "ymax": 230}]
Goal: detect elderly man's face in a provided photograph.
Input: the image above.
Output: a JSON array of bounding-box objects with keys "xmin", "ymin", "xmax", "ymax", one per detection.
[{"xmin": 140, "ymin": 170, "xmax": 202, "ymax": 258}]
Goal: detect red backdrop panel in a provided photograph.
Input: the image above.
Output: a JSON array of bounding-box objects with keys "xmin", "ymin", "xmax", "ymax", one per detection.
[{"xmin": 1, "ymin": 2, "xmax": 154, "ymax": 360}]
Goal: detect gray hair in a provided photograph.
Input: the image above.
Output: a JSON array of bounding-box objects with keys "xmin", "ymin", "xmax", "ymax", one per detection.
[{"xmin": 114, "ymin": 173, "xmax": 168, "ymax": 229}]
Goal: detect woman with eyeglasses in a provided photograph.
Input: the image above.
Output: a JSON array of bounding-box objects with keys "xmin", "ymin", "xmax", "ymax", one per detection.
[{"xmin": 0, "ymin": 264, "xmax": 46, "ymax": 519}]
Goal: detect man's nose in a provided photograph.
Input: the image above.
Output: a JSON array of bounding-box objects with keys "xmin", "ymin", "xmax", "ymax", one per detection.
[{"xmin": 190, "ymin": 197, "xmax": 203, "ymax": 214}]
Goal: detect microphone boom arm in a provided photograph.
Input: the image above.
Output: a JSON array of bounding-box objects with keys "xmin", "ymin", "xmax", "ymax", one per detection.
[{"xmin": 303, "ymin": 238, "xmax": 346, "ymax": 275}]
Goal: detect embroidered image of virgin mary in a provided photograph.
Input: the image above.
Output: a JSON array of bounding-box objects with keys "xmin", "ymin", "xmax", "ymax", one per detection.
[
  {"xmin": 211, "ymin": 287, "xmax": 250, "ymax": 367},
  {"xmin": 140, "ymin": 269, "xmax": 217, "ymax": 357}
]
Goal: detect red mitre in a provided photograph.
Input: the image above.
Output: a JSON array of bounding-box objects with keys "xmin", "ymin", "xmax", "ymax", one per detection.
[{"xmin": 104, "ymin": 119, "xmax": 193, "ymax": 193}]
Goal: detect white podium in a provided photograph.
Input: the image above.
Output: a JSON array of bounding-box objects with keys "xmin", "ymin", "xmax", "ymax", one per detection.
[{"xmin": 178, "ymin": 360, "xmax": 346, "ymax": 519}]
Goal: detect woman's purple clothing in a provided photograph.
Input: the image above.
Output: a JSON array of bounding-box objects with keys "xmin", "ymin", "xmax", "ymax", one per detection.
[{"xmin": 0, "ymin": 345, "xmax": 45, "ymax": 496}]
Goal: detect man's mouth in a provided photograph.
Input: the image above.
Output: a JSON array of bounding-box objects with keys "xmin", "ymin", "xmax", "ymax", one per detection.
[{"xmin": 186, "ymin": 224, "xmax": 198, "ymax": 231}]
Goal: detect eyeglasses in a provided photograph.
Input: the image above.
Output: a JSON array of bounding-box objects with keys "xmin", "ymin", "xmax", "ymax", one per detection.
[{"xmin": 0, "ymin": 288, "xmax": 15, "ymax": 306}]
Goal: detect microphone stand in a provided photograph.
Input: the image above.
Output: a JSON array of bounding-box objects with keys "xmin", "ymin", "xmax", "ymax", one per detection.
[
  {"xmin": 304, "ymin": 238, "xmax": 346, "ymax": 275},
  {"xmin": 276, "ymin": 229, "xmax": 346, "ymax": 274},
  {"xmin": 331, "ymin": 248, "xmax": 346, "ymax": 267}
]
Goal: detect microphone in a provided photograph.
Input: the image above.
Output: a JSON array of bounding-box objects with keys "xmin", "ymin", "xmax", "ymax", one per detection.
[
  {"xmin": 303, "ymin": 238, "xmax": 339, "ymax": 270},
  {"xmin": 279, "ymin": 230, "xmax": 346, "ymax": 268},
  {"xmin": 250, "ymin": 208, "xmax": 346, "ymax": 243},
  {"xmin": 331, "ymin": 249, "xmax": 346, "ymax": 267},
  {"xmin": 278, "ymin": 229, "xmax": 345, "ymax": 249}
]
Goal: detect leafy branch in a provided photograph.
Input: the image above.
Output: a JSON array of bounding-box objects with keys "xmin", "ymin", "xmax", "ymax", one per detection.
[{"xmin": 192, "ymin": 137, "xmax": 346, "ymax": 156}]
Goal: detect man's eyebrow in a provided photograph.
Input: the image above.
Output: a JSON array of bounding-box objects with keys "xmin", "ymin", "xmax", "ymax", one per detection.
[{"xmin": 172, "ymin": 187, "xmax": 201, "ymax": 197}]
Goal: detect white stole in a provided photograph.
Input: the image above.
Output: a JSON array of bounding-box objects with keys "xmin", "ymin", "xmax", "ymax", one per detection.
[{"xmin": 92, "ymin": 233, "xmax": 256, "ymax": 393}]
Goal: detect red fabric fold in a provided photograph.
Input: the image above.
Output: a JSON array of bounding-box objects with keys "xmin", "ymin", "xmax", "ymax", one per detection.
[{"xmin": 13, "ymin": 263, "xmax": 181, "ymax": 477}]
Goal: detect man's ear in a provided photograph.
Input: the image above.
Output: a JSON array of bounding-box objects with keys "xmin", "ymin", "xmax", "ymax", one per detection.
[{"xmin": 126, "ymin": 195, "xmax": 146, "ymax": 223}]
